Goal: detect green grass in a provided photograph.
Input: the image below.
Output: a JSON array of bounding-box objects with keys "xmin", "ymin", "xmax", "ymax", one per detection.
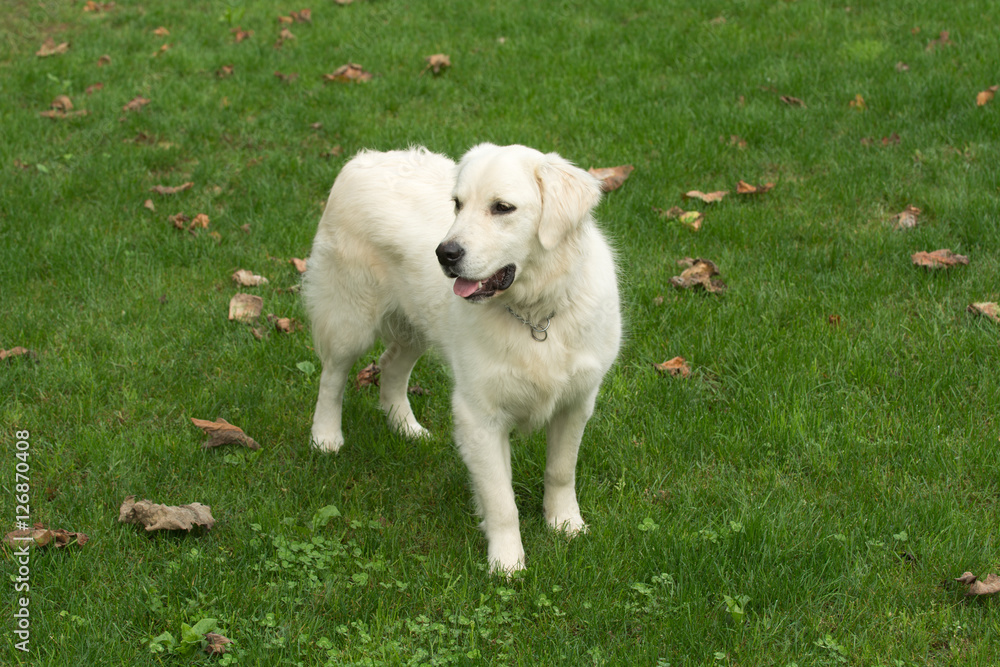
[{"xmin": 2, "ymin": 0, "xmax": 999, "ymax": 664}]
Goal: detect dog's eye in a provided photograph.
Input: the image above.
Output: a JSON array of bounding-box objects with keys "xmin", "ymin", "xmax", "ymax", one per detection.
[
  {"xmin": 452, "ymin": 198, "xmax": 463, "ymax": 213},
  {"xmin": 491, "ymin": 201, "xmax": 516, "ymax": 215}
]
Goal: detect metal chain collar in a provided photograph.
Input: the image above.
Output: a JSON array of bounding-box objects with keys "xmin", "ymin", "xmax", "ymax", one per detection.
[{"xmin": 504, "ymin": 306, "xmax": 556, "ymax": 342}]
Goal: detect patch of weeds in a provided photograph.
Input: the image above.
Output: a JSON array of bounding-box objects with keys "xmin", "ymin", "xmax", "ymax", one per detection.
[{"xmin": 623, "ymin": 572, "xmax": 678, "ymax": 616}]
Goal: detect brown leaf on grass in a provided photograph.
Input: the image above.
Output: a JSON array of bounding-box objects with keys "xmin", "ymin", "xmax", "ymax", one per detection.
[
  {"xmin": 143, "ymin": 199, "xmax": 155, "ymax": 211},
  {"xmin": 229, "ymin": 293, "xmax": 263, "ymax": 322},
  {"xmin": 150, "ymin": 182, "xmax": 193, "ymax": 195},
  {"xmin": 320, "ymin": 145, "xmax": 344, "ymax": 159},
  {"xmin": 911, "ymin": 249, "xmax": 969, "ymax": 269},
  {"xmin": 217, "ymin": 64, "xmax": 235, "ymax": 78},
  {"xmin": 191, "ymin": 417, "xmax": 261, "ymax": 450},
  {"xmin": 3, "ymin": 526, "xmax": 89, "ymax": 548},
  {"xmin": 39, "ymin": 95, "xmax": 89, "ymax": 119},
  {"xmin": 232, "ymin": 269, "xmax": 269, "ymax": 287},
  {"xmin": 152, "ymin": 43, "xmax": 171, "ymax": 57},
  {"xmin": 780, "ymin": 95, "xmax": 806, "ymax": 107},
  {"xmin": 83, "ymin": 1, "xmax": 116, "ymax": 12},
  {"xmin": 891, "ymin": 205, "xmax": 921, "ymax": 230},
  {"xmin": 976, "ymin": 85, "xmax": 999, "ymax": 107},
  {"xmin": 653, "ymin": 356, "xmax": 691, "ymax": 378},
  {"xmin": 36, "ymin": 38, "xmax": 70, "ymax": 57},
  {"xmin": 86, "ymin": 82, "xmax": 104, "ymax": 95},
  {"xmin": 53, "ymin": 95, "xmax": 73, "ymax": 112},
  {"xmin": 274, "ymin": 71, "xmax": 299, "ymax": 83},
  {"xmin": 828, "ymin": 314, "xmax": 842, "ymax": 326},
  {"xmin": 290, "ymin": 257, "xmax": 308, "ymax": 273},
  {"xmin": 190, "ymin": 213, "xmax": 210, "ymax": 229},
  {"xmin": 422, "ymin": 53, "xmax": 452, "ymax": 75},
  {"xmin": 98, "ymin": 54, "xmax": 112, "ymax": 66},
  {"xmin": 967, "ymin": 302, "xmax": 1000, "ymax": 323},
  {"xmin": 0, "ymin": 347, "xmax": 36, "ymax": 361},
  {"xmin": 123, "ymin": 96, "xmax": 150, "ymax": 112},
  {"xmin": 670, "ymin": 258, "xmax": 727, "ymax": 293},
  {"xmin": 657, "ymin": 207, "xmax": 704, "ymax": 231},
  {"xmin": 683, "ymin": 189, "xmax": 728, "ymax": 204},
  {"xmin": 355, "ymin": 363, "xmax": 380, "ymax": 389},
  {"xmin": 168, "ymin": 212, "xmax": 190, "ymax": 229},
  {"xmin": 955, "ymin": 572, "xmax": 1000, "ymax": 596},
  {"xmin": 736, "ymin": 180, "xmax": 775, "ymax": 195},
  {"xmin": 153, "ymin": 26, "xmax": 170, "ymax": 36},
  {"xmin": 231, "ymin": 26, "xmax": 254, "ymax": 43},
  {"xmin": 267, "ymin": 314, "xmax": 301, "ymax": 333},
  {"xmin": 849, "ymin": 94, "xmax": 867, "ymax": 110},
  {"xmin": 119, "ymin": 496, "xmax": 215, "ymax": 531},
  {"xmin": 723, "ymin": 135, "xmax": 747, "ymax": 149},
  {"xmin": 588, "ymin": 165, "xmax": 634, "ymax": 192},
  {"xmin": 274, "ymin": 28, "xmax": 296, "ymax": 49},
  {"xmin": 862, "ymin": 133, "xmax": 900, "ymax": 147},
  {"xmin": 323, "ymin": 64, "xmax": 373, "ymax": 83},
  {"xmin": 205, "ymin": 633, "xmax": 233, "ymax": 655},
  {"xmin": 292, "ymin": 9, "xmax": 312, "ymax": 22},
  {"xmin": 926, "ymin": 30, "xmax": 952, "ymax": 51}
]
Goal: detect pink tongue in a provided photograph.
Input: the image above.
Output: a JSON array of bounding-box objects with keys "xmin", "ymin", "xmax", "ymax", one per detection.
[{"xmin": 453, "ymin": 278, "xmax": 480, "ymax": 297}]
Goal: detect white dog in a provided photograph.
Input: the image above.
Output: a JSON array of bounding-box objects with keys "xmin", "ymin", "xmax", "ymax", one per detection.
[{"xmin": 302, "ymin": 144, "xmax": 621, "ymax": 572}]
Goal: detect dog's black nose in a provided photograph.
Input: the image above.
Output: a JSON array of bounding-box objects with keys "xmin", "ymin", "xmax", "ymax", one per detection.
[{"xmin": 435, "ymin": 241, "xmax": 465, "ymax": 268}]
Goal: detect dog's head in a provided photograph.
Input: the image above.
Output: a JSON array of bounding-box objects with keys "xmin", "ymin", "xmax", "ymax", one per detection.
[{"xmin": 436, "ymin": 143, "xmax": 602, "ymax": 302}]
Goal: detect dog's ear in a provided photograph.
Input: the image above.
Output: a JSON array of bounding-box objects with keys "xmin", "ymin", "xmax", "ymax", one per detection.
[{"xmin": 535, "ymin": 153, "xmax": 603, "ymax": 250}]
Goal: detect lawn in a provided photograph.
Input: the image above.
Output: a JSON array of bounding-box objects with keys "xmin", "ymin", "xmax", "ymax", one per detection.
[{"xmin": 1, "ymin": 0, "xmax": 999, "ymax": 664}]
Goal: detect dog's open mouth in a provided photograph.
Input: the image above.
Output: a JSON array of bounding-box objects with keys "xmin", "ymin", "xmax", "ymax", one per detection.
[{"xmin": 452, "ymin": 264, "xmax": 516, "ymax": 300}]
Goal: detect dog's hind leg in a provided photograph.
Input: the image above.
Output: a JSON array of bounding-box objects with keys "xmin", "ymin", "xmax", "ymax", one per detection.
[
  {"xmin": 378, "ymin": 339, "xmax": 429, "ymax": 439},
  {"xmin": 308, "ymin": 296, "xmax": 377, "ymax": 453}
]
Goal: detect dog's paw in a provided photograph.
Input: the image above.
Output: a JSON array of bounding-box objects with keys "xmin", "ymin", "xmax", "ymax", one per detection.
[
  {"xmin": 546, "ymin": 513, "xmax": 588, "ymax": 537},
  {"xmin": 311, "ymin": 431, "xmax": 344, "ymax": 453},
  {"xmin": 398, "ymin": 422, "xmax": 431, "ymax": 440}
]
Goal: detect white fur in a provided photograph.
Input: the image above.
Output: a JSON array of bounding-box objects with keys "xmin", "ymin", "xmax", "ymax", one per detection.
[{"xmin": 302, "ymin": 144, "xmax": 621, "ymax": 573}]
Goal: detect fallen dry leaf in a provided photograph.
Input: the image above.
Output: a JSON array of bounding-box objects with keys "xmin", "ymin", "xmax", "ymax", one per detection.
[
  {"xmin": 0, "ymin": 347, "xmax": 36, "ymax": 361},
  {"xmin": 321, "ymin": 145, "xmax": 344, "ymax": 159},
  {"xmin": 217, "ymin": 64, "xmax": 235, "ymax": 78},
  {"xmin": 85, "ymin": 82, "xmax": 104, "ymax": 95},
  {"xmin": 423, "ymin": 53, "xmax": 451, "ymax": 75},
  {"xmin": 123, "ymin": 96, "xmax": 150, "ymax": 112},
  {"xmin": 657, "ymin": 206, "xmax": 704, "ymax": 231},
  {"xmin": 274, "ymin": 28, "xmax": 296, "ymax": 49},
  {"xmin": 967, "ymin": 302, "xmax": 1000, "ymax": 323},
  {"xmin": 229, "ymin": 293, "xmax": 263, "ymax": 322},
  {"xmin": 267, "ymin": 314, "xmax": 300, "ymax": 333},
  {"xmin": 976, "ymin": 85, "xmax": 999, "ymax": 107},
  {"xmin": 190, "ymin": 213, "xmax": 210, "ymax": 229},
  {"xmin": 891, "ymin": 205, "xmax": 921, "ymax": 230},
  {"xmin": 232, "ymin": 269, "xmax": 269, "ymax": 287},
  {"xmin": 684, "ymin": 189, "xmax": 728, "ymax": 204},
  {"xmin": 274, "ymin": 71, "xmax": 299, "ymax": 83},
  {"xmin": 83, "ymin": 1, "xmax": 116, "ymax": 11},
  {"xmin": 231, "ymin": 26, "xmax": 254, "ymax": 42},
  {"xmin": 355, "ymin": 362, "xmax": 380, "ymax": 389},
  {"xmin": 143, "ymin": 199, "xmax": 155, "ymax": 211},
  {"xmin": 736, "ymin": 180, "xmax": 774, "ymax": 195},
  {"xmin": 724, "ymin": 134, "xmax": 748, "ymax": 149},
  {"xmin": 911, "ymin": 249, "xmax": 969, "ymax": 269},
  {"xmin": 654, "ymin": 356, "xmax": 691, "ymax": 378},
  {"xmin": 828, "ymin": 314, "xmax": 842, "ymax": 326},
  {"xmin": 292, "ymin": 9, "xmax": 312, "ymax": 22},
  {"xmin": 191, "ymin": 417, "xmax": 261, "ymax": 450},
  {"xmin": 36, "ymin": 37, "xmax": 70, "ymax": 57},
  {"xmin": 955, "ymin": 571, "xmax": 1000, "ymax": 596},
  {"xmin": 52, "ymin": 95, "xmax": 73, "ymax": 112},
  {"xmin": 98, "ymin": 54, "xmax": 112, "ymax": 66},
  {"xmin": 205, "ymin": 633, "xmax": 233, "ymax": 655},
  {"xmin": 119, "ymin": 496, "xmax": 215, "ymax": 532},
  {"xmin": 150, "ymin": 182, "xmax": 193, "ymax": 195},
  {"xmin": 3, "ymin": 526, "xmax": 88, "ymax": 548},
  {"xmin": 670, "ymin": 258, "xmax": 727, "ymax": 294},
  {"xmin": 849, "ymin": 93, "xmax": 867, "ymax": 110},
  {"xmin": 588, "ymin": 165, "xmax": 634, "ymax": 192},
  {"xmin": 290, "ymin": 257, "xmax": 308, "ymax": 273},
  {"xmin": 153, "ymin": 26, "xmax": 170, "ymax": 36},
  {"xmin": 780, "ymin": 95, "xmax": 806, "ymax": 107},
  {"xmin": 926, "ymin": 30, "xmax": 952, "ymax": 51},
  {"xmin": 323, "ymin": 63, "xmax": 373, "ymax": 83},
  {"xmin": 168, "ymin": 212, "xmax": 190, "ymax": 229},
  {"xmin": 152, "ymin": 43, "xmax": 171, "ymax": 57}
]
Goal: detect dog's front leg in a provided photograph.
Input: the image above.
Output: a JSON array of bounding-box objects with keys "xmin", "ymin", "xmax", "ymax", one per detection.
[
  {"xmin": 452, "ymin": 398, "xmax": 524, "ymax": 574},
  {"xmin": 543, "ymin": 392, "xmax": 598, "ymax": 535}
]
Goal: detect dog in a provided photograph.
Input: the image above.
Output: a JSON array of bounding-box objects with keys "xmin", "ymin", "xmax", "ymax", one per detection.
[{"xmin": 302, "ymin": 143, "xmax": 621, "ymax": 572}]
